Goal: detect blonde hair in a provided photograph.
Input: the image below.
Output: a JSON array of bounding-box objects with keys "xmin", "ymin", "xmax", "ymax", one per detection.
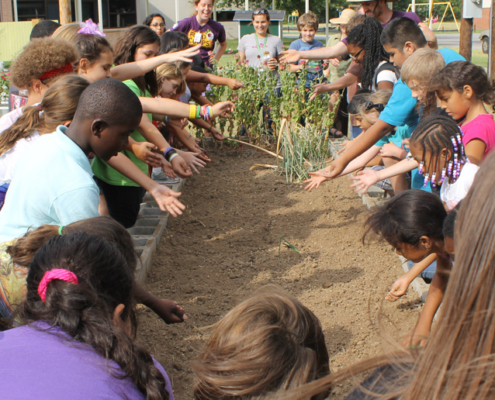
[
  {"xmin": 9, "ymin": 37, "xmax": 77, "ymax": 88},
  {"xmin": 156, "ymin": 63, "xmax": 186, "ymax": 96},
  {"xmin": 52, "ymin": 22, "xmax": 81, "ymax": 43},
  {"xmin": 193, "ymin": 286, "xmax": 330, "ymax": 400},
  {"xmin": 0, "ymin": 75, "xmax": 89, "ymax": 156},
  {"xmin": 297, "ymin": 12, "xmax": 319, "ymax": 31},
  {"xmin": 358, "ymin": 89, "xmax": 392, "ymax": 124},
  {"xmin": 401, "ymin": 48, "xmax": 445, "ymax": 87}
]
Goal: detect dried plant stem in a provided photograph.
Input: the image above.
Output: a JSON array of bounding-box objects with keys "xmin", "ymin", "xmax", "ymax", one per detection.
[{"xmin": 226, "ymin": 138, "xmax": 283, "ymax": 159}]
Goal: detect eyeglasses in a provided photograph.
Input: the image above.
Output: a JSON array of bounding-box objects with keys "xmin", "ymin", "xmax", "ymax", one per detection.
[
  {"xmin": 349, "ymin": 47, "xmax": 364, "ymax": 61},
  {"xmin": 151, "ymin": 23, "xmax": 165, "ymax": 27},
  {"xmin": 253, "ymin": 9, "xmax": 269, "ymax": 15},
  {"xmin": 365, "ymin": 101, "xmax": 385, "ymax": 112}
]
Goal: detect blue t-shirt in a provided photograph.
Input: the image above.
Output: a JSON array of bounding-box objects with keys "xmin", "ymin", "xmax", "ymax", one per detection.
[
  {"xmin": 0, "ymin": 126, "xmax": 99, "ymax": 242},
  {"xmin": 437, "ymin": 47, "xmax": 466, "ymax": 63},
  {"xmin": 289, "ymin": 38, "xmax": 325, "ymax": 87}
]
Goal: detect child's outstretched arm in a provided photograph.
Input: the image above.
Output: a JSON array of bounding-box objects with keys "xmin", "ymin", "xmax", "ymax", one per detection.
[
  {"xmin": 280, "ymin": 41, "xmax": 347, "ymax": 64},
  {"xmin": 349, "ymin": 157, "xmax": 419, "ymax": 194},
  {"xmin": 134, "ymin": 284, "xmax": 187, "ymax": 324},
  {"xmin": 110, "ymin": 45, "xmax": 200, "ymax": 82},
  {"xmin": 139, "ymin": 97, "xmax": 235, "ymax": 119},
  {"xmin": 402, "ymin": 255, "xmax": 451, "ymax": 348},
  {"xmin": 107, "ymin": 153, "xmax": 186, "ymax": 217},
  {"xmin": 185, "ymin": 69, "xmax": 244, "ymax": 90},
  {"xmin": 386, "ymin": 254, "xmax": 438, "ymax": 302},
  {"xmin": 310, "ymin": 73, "xmax": 358, "ymax": 100}
]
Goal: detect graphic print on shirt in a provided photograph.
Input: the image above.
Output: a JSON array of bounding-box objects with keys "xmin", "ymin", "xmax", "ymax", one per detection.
[{"xmin": 188, "ymin": 29, "xmax": 214, "ymax": 49}]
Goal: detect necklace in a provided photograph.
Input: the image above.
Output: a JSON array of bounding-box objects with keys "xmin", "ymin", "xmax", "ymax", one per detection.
[{"xmin": 254, "ymin": 34, "xmax": 268, "ymax": 58}]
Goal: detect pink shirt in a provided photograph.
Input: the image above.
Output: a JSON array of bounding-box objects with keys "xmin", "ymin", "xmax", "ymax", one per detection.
[{"xmin": 460, "ymin": 114, "xmax": 495, "ymax": 157}]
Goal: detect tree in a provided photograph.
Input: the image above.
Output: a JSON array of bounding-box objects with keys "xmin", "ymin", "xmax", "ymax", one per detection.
[{"xmin": 216, "ymin": 0, "xmax": 348, "ymax": 20}]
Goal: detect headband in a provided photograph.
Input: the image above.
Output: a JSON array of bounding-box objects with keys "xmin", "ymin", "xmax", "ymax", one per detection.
[
  {"xmin": 38, "ymin": 269, "xmax": 79, "ymax": 303},
  {"xmin": 39, "ymin": 62, "xmax": 74, "ymax": 81},
  {"xmin": 78, "ymin": 18, "xmax": 106, "ymax": 37}
]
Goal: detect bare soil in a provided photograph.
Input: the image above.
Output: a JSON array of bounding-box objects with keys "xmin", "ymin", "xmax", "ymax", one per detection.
[{"xmin": 137, "ymin": 149, "xmax": 423, "ymax": 399}]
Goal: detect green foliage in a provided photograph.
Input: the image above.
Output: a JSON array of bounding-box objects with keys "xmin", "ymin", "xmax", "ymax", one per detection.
[{"xmin": 208, "ymin": 59, "xmax": 338, "ymax": 182}]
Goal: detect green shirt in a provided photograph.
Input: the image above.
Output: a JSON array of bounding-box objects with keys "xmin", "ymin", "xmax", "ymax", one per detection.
[{"xmin": 91, "ymin": 79, "xmax": 151, "ymax": 187}]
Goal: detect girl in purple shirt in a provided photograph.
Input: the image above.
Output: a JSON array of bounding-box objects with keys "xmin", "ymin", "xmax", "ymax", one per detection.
[
  {"xmin": 170, "ymin": 0, "xmax": 227, "ymax": 67},
  {"xmin": 0, "ymin": 232, "xmax": 174, "ymax": 400}
]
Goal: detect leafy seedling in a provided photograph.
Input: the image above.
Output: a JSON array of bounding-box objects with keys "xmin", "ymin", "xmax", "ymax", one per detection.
[{"xmin": 279, "ymin": 236, "xmax": 301, "ymax": 258}]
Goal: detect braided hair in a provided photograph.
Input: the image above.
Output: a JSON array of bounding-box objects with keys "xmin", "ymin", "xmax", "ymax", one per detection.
[
  {"xmin": 347, "ymin": 17, "xmax": 390, "ymax": 90},
  {"xmin": 410, "ymin": 115, "xmax": 466, "ymax": 187}
]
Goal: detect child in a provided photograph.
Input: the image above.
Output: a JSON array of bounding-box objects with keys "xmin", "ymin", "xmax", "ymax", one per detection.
[
  {"xmin": 193, "ymin": 286, "xmax": 330, "ymax": 400},
  {"xmin": 0, "ymin": 79, "xmax": 183, "ymax": 242},
  {"xmin": 1, "ymin": 232, "xmax": 174, "ymax": 399},
  {"xmin": 364, "ymin": 190, "xmax": 450, "ymax": 346},
  {"xmin": 0, "ymin": 216, "xmax": 186, "ymax": 328},
  {"xmin": 433, "ymin": 61, "xmax": 495, "ymax": 165},
  {"xmin": 288, "ymin": 12, "xmax": 325, "ymax": 89},
  {"xmin": 320, "ymin": 17, "xmax": 464, "ymax": 180},
  {"xmin": 409, "ymin": 115, "xmax": 479, "ymax": 211},
  {"xmin": 0, "ymin": 37, "xmax": 77, "ymax": 133}
]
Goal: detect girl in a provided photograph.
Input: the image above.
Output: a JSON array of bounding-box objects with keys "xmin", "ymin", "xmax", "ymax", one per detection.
[
  {"xmin": 364, "ymin": 190, "xmax": 450, "ymax": 347},
  {"xmin": 0, "ymin": 37, "xmax": 77, "ymax": 133},
  {"xmin": 310, "ymin": 17, "xmax": 397, "ymax": 98},
  {"xmin": 0, "ymin": 216, "xmax": 185, "ymax": 329},
  {"xmin": 144, "ymin": 13, "xmax": 166, "ymax": 37},
  {"xmin": 238, "ymin": 9, "xmax": 283, "ymax": 73},
  {"xmin": 433, "ymin": 61, "xmax": 495, "ymax": 165},
  {"xmin": 193, "ymin": 286, "xmax": 330, "ymax": 400},
  {"xmin": 1, "ymin": 232, "xmax": 174, "ymax": 399},
  {"xmin": 279, "ymin": 151, "xmax": 495, "ymax": 400},
  {"xmin": 170, "ymin": 0, "xmax": 227, "ymax": 67}
]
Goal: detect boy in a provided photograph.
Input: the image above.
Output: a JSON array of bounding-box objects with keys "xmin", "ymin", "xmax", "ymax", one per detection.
[
  {"xmin": 0, "ymin": 79, "xmax": 184, "ymax": 242},
  {"xmin": 313, "ymin": 17, "xmax": 464, "ymax": 181},
  {"xmin": 288, "ymin": 12, "xmax": 325, "ymax": 88}
]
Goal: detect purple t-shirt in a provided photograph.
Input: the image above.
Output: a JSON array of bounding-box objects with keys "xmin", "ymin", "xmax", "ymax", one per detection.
[
  {"xmin": 170, "ymin": 16, "xmax": 226, "ymax": 66},
  {"xmin": 0, "ymin": 323, "xmax": 175, "ymax": 400},
  {"xmin": 342, "ymin": 11, "xmax": 421, "ymax": 44}
]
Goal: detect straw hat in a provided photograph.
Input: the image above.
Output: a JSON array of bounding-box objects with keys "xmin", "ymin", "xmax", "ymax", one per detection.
[{"xmin": 330, "ymin": 8, "xmax": 357, "ymax": 24}]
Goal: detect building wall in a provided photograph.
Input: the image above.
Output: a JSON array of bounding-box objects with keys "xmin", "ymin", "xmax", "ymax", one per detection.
[
  {"xmin": 147, "ymin": 0, "xmax": 195, "ymax": 30},
  {"xmin": 474, "ymin": 8, "xmax": 490, "ymax": 31},
  {"xmin": 1, "ymin": 0, "xmax": 14, "ymax": 22}
]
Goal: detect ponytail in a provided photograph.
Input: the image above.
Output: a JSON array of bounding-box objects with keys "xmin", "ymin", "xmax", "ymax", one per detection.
[
  {"xmin": 22, "ymin": 233, "xmax": 168, "ymax": 400},
  {"xmin": 0, "ymin": 106, "xmax": 43, "ymax": 156}
]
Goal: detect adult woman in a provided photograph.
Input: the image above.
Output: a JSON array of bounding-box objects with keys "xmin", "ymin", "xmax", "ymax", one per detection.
[
  {"xmin": 170, "ymin": 0, "xmax": 227, "ymax": 67},
  {"xmin": 311, "ymin": 17, "xmax": 396, "ymax": 99},
  {"xmin": 237, "ymin": 9, "xmax": 283, "ymax": 73},
  {"xmin": 0, "ymin": 232, "xmax": 174, "ymax": 399},
  {"xmin": 144, "ymin": 13, "xmax": 166, "ymax": 37}
]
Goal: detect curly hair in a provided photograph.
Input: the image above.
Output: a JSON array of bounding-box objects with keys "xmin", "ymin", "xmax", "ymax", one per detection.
[
  {"xmin": 10, "ymin": 37, "xmax": 78, "ymax": 89},
  {"xmin": 114, "ymin": 26, "xmax": 160, "ymax": 96},
  {"xmin": 347, "ymin": 17, "xmax": 390, "ymax": 90}
]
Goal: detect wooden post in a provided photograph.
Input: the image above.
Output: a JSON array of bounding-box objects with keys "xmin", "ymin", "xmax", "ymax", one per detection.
[
  {"xmin": 59, "ymin": 0, "xmax": 72, "ymax": 24},
  {"xmin": 490, "ymin": 0, "xmax": 495, "ymax": 79},
  {"xmin": 459, "ymin": 18, "xmax": 473, "ymax": 61}
]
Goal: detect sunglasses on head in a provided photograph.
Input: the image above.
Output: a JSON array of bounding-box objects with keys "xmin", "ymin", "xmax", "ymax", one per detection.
[
  {"xmin": 253, "ymin": 9, "xmax": 269, "ymax": 15},
  {"xmin": 365, "ymin": 101, "xmax": 385, "ymax": 112}
]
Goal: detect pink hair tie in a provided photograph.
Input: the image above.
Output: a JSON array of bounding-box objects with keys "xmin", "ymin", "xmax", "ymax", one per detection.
[
  {"xmin": 38, "ymin": 269, "xmax": 79, "ymax": 303},
  {"xmin": 78, "ymin": 19, "xmax": 106, "ymax": 37}
]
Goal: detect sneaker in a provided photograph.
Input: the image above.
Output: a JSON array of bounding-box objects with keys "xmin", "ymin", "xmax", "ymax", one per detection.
[{"xmin": 151, "ymin": 171, "xmax": 180, "ymax": 184}]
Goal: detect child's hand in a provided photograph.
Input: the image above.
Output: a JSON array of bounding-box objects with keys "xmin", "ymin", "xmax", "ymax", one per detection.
[
  {"xmin": 280, "ymin": 49, "xmax": 301, "ymax": 64},
  {"xmin": 163, "ymin": 45, "xmax": 201, "ymax": 63},
  {"xmin": 401, "ymin": 326, "xmax": 429, "ymax": 348},
  {"xmin": 386, "ymin": 275, "xmax": 412, "ymax": 301},
  {"xmin": 209, "ymin": 126, "xmax": 225, "ymax": 141},
  {"xmin": 179, "ymin": 151, "xmax": 207, "ymax": 174},
  {"xmin": 150, "ymin": 298, "xmax": 188, "ymax": 324},
  {"xmin": 171, "ymin": 155, "xmax": 193, "ymax": 178},
  {"xmin": 131, "ymin": 142, "xmax": 163, "ymax": 167},
  {"xmin": 268, "ymin": 58, "xmax": 278, "ymax": 71},
  {"xmin": 380, "ymin": 143, "xmax": 407, "ymax": 159},
  {"xmin": 212, "ymin": 101, "xmax": 235, "ymax": 118},
  {"xmin": 304, "ymin": 174, "xmax": 329, "ymax": 191},
  {"xmin": 148, "ymin": 185, "xmax": 185, "ymax": 217},
  {"xmin": 337, "ymin": 140, "xmax": 353, "ymax": 155},
  {"xmin": 349, "ymin": 169, "xmax": 380, "ymax": 194},
  {"xmin": 161, "ymin": 160, "xmax": 177, "ymax": 178},
  {"xmin": 329, "ymin": 58, "xmax": 340, "ymax": 67},
  {"xmin": 309, "ymin": 83, "xmax": 330, "ymax": 101},
  {"xmin": 227, "ymin": 78, "xmax": 244, "ymax": 90}
]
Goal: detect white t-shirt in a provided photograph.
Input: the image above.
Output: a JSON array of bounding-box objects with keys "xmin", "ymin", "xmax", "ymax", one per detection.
[
  {"xmin": 0, "ymin": 108, "xmax": 24, "ymax": 135},
  {"xmin": 440, "ymin": 162, "xmax": 479, "ymax": 211},
  {"xmin": 371, "ymin": 61, "xmax": 398, "ymax": 92},
  {"xmin": 0, "ymin": 131, "xmax": 40, "ymax": 185}
]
